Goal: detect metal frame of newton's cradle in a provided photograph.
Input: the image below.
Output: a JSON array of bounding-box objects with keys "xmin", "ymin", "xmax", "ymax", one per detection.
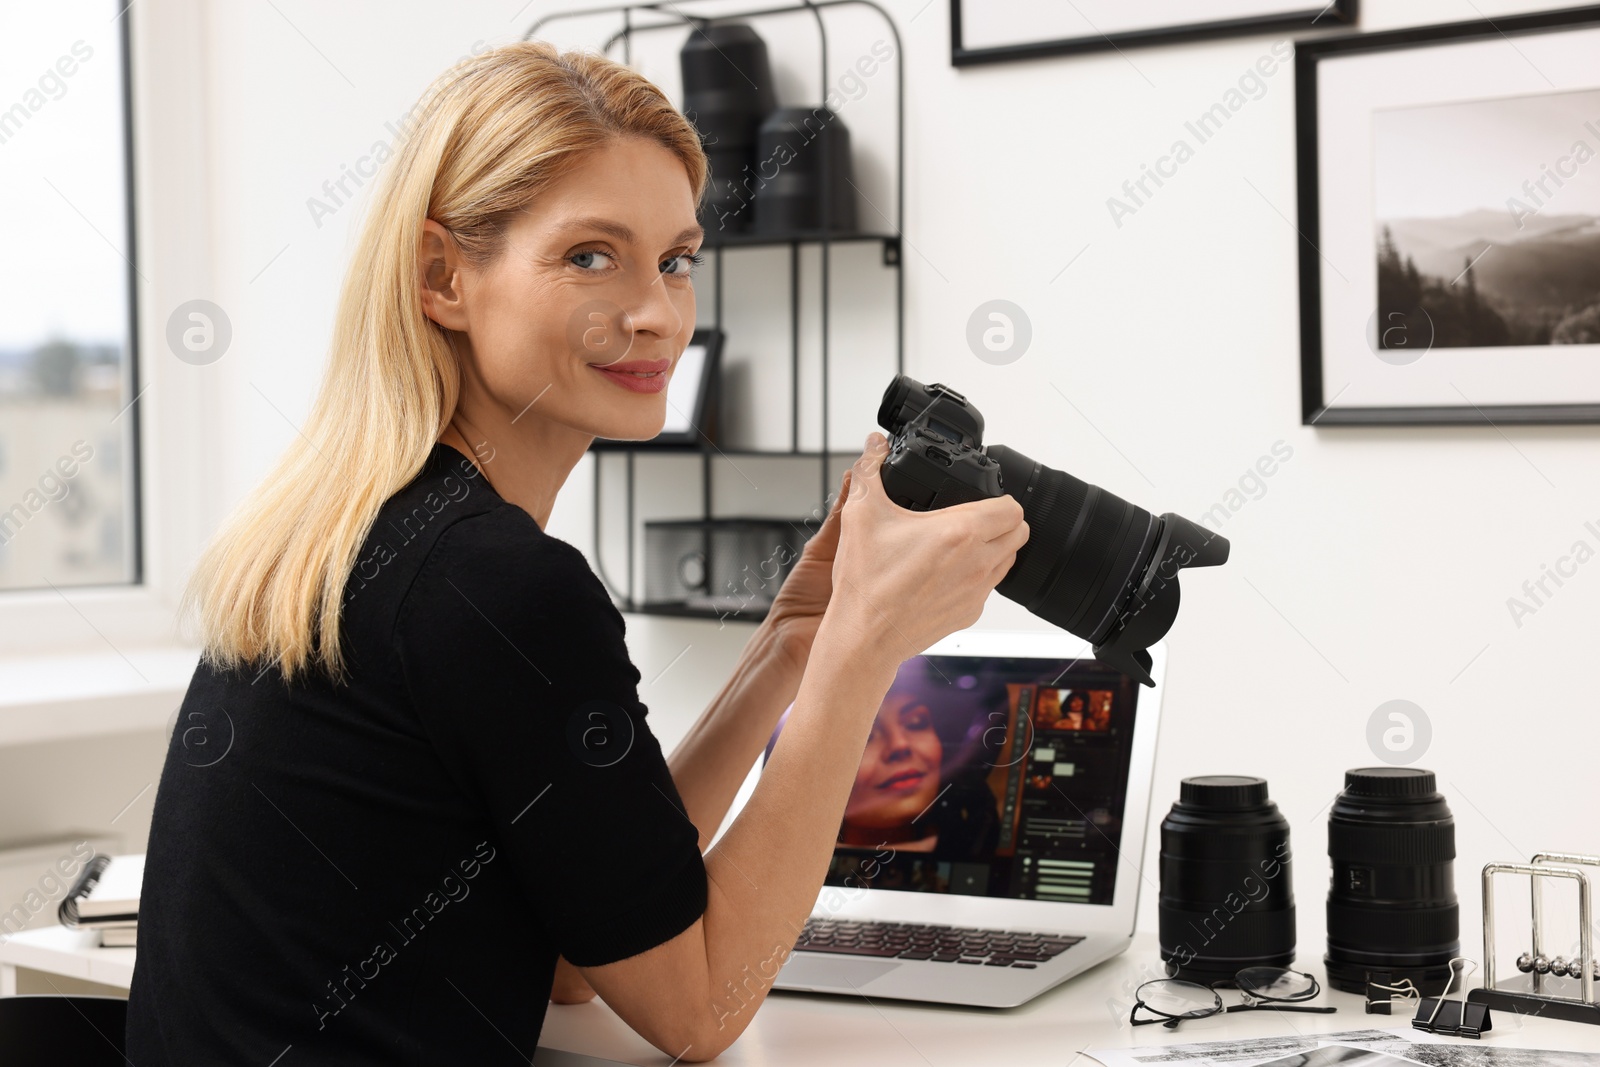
[{"xmin": 1475, "ymin": 852, "xmax": 1600, "ymax": 1025}]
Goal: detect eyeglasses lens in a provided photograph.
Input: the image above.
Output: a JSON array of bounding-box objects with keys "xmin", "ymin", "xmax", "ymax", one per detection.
[
  {"xmin": 1235, "ymin": 967, "xmax": 1315, "ymax": 1000},
  {"xmin": 1140, "ymin": 980, "xmax": 1221, "ymax": 1017}
]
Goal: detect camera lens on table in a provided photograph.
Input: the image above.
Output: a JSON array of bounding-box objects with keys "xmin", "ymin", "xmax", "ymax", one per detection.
[
  {"xmin": 1324, "ymin": 766, "xmax": 1459, "ymax": 995},
  {"xmin": 1158, "ymin": 775, "xmax": 1297, "ymax": 982}
]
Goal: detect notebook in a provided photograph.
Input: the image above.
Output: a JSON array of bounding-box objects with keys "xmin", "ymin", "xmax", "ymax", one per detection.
[{"xmin": 59, "ymin": 852, "xmax": 143, "ymax": 928}]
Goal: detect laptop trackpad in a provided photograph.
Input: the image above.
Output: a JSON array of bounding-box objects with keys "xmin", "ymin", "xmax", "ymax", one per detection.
[{"xmin": 778, "ymin": 955, "xmax": 902, "ymax": 991}]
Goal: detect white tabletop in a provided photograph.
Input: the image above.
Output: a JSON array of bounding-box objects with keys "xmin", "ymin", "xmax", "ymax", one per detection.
[
  {"xmin": 7, "ymin": 925, "xmax": 1598, "ymax": 1063},
  {"xmin": 0, "ymin": 924, "xmax": 136, "ymax": 992},
  {"xmin": 539, "ymin": 931, "xmax": 1600, "ymax": 1065}
]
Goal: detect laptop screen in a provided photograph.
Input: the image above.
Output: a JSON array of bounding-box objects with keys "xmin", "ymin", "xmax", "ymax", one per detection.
[{"xmin": 762, "ymin": 653, "xmax": 1141, "ymax": 905}]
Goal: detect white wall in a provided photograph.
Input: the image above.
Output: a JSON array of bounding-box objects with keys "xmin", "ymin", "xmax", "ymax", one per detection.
[{"xmin": 167, "ymin": 0, "xmax": 1600, "ymax": 960}]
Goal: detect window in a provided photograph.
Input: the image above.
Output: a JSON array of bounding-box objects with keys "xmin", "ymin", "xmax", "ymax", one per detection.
[{"xmin": 0, "ymin": 4, "xmax": 138, "ymax": 592}]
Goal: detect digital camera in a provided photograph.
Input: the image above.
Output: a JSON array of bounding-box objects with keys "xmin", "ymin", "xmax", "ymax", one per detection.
[{"xmin": 877, "ymin": 375, "xmax": 1228, "ymax": 685}]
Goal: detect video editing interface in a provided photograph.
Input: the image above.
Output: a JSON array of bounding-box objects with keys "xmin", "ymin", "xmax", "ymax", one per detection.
[{"xmin": 763, "ymin": 654, "xmax": 1141, "ymax": 905}]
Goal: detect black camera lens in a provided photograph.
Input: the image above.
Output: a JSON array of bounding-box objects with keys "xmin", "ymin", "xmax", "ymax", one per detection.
[
  {"xmin": 984, "ymin": 444, "xmax": 1226, "ymax": 685},
  {"xmin": 679, "ymin": 22, "xmax": 775, "ymax": 153},
  {"xmin": 751, "ymin": 106, "xmax": 857, "ymax": 235},
  {"xmin": 1158, "ymin": 776, "xmax": 1297, "ymax": 981},
  {"xmin": 680, "ymin": 22, "xmax": 776, "ymax": 233},
  {"xmin": 987, "ymin": 448, "xmax": 1155, "ymax": 648},
  {"xmin": 1324, "ymin": 767, "xmax": 1459, "ymax": 995}
]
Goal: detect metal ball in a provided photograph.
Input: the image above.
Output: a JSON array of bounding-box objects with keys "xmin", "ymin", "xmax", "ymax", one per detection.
[
  {"xmin": 1534, "ymin": 955, "xmax": 1552, "ymax": 975},
  {"xmin": 1516, "ymin": 952, "xmax": 1535, "ymax": 973},
  {"xmin": 1551, "ymin": 957, "xmax": 1570, "ymax": 978}
]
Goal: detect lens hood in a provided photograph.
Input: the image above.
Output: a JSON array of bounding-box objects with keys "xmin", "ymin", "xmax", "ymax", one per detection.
[{"xmin": 1095, "ymin": 514, "xmax": 1229, "ymax": 685}]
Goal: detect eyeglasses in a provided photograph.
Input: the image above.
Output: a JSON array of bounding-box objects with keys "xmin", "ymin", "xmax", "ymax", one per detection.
[{"xmin": 1130, "ymin": 967, "xmax": 1338, "ymax": 1029}]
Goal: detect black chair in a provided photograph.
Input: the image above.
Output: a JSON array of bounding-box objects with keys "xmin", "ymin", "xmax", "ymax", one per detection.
[{"xmin": 0, "ymin": 995, "xmax": 127, "ymax": 1062}]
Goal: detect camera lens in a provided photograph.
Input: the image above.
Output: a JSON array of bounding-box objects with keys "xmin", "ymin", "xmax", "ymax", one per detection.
[
  {"xmin": 1158, "ymin": 776, "xmax": 1297, "ymax": 981},
  {"xmin": 986, "ymin": 447, "xmax": 1155, "ymax": 641},
  {"xmin": 751, "ymin": 107, "xmax": 857, "ymax": 235},
  {"xmin": 679, "ymin": 22, "xmax": 776, "ymax": 233},
  {"xmin": 1324, "ymin": 767, "xmax": 1459, "ymax": 994},
  {"xmin": 679, "ymin": 22, "xmax": 776, "ymax": 152},
  {"xmin": 985, "ymin": 445, "xmax": 1226, "ymax": 684}
]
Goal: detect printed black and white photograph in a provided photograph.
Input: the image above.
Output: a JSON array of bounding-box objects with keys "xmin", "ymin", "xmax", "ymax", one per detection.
[
  {"xmin": 1374, "ymin": 88, "xmax": 1600, "ymax": 352},
  {"xmin": 1085, "ymin": 1030, "xmax": 1412, "ymax": 1066},
  {"xmin": 1254, "ymin": 1047, "xmax": 1422, "ymax": 1067},
  {"xmin": 1087, "ymin": 1032, "xmax": 1600, "ymax": 1067},
  {"xmin": 1396, "ymin": 1046, "xmax": 1600, "ymax": 1067}
]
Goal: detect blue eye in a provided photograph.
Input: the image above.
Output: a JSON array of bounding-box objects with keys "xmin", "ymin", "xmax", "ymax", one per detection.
[
  {"xmin": 569, "ymin": 250, "xmax": 613, "ymax": 271},
  {"xmin": 662, "ymin": 251, "xmax": 705, "ymax": 277}
]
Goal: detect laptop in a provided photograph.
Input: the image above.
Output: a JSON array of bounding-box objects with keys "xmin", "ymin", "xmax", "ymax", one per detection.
[{"xmin": 720, "ymin": 629, "xmax": 1165, "ymax": 1009}]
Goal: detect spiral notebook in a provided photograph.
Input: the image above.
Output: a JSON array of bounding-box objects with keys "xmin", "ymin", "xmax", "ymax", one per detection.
[{"xmin": 58, "ymin": 852, "xmax": 143, "ymax": 930}]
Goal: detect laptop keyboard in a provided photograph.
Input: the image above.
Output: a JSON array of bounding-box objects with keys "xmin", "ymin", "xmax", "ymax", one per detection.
[{"xmin": 795, "ymin": 919, "xmax": 1084, "ymax": 969}]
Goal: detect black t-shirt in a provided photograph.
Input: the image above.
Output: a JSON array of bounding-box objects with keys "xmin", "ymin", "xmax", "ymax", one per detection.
[{"xmin": 126, "ymin": 442, "xmax": 707, "ymax": 1065}]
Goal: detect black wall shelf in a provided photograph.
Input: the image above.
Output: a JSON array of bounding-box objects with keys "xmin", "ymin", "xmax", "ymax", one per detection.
[{"xmin": 525, "ymin": 0, "xmax": 906, "ymax": 618}]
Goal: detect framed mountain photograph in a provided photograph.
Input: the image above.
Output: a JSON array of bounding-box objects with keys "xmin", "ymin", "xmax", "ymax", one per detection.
[
  {"xmin": 1297, "ymin": 6, "xmax": 1600, "ymax": 425},
  {"xmin": 950, "ymin": 0, "xmax": 1356, "ymax": 67}
]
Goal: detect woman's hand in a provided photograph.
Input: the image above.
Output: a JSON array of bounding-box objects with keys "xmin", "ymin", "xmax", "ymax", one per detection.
[
  {"xmin": 762, "ymin": 466, "xmax": 851, "ymax": 669},
  {"xmin": 824, "ymin": 432, "xmax": 1028, "ymax": 667},
  {"xmin": 550, "ymin": 955, "xmax": 597, "ymax": 1004}
]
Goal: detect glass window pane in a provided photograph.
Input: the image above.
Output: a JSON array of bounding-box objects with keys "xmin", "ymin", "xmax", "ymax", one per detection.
[{"xmin": 0, "ymin": 3, "xmax": 137, "ymax": 590}]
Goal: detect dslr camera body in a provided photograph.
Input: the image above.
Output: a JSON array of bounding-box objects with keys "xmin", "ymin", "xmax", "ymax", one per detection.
[{"xmin": 877, "ymin": 376, "xmax": 1228, "ymax": 685}]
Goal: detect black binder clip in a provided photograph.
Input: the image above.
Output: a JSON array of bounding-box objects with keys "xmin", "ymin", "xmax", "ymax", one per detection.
[
  {"xmin": 1364, "ymin": 971, "xmax": 1419, "ymax": 1015},
  {"xmin": 1413, "ymin": 958, "xmax": 1492, "ymax": 1038}
]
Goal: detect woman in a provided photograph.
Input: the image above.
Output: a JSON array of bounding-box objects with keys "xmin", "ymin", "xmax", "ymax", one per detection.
[
  {"xmin": 839, "ymin": 689, "xmax": 944, "ymax": 850},
  {"xmin": 838, "ymin": 688, "xmax": 1000, "ymax": 861},
  {"xmin": 125, "ymin": 42, "xmax": 1025, "ymax": 1064}
]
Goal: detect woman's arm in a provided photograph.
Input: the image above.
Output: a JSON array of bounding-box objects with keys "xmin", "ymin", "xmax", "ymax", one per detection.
[
  {"xmin": 551, "ymin": 621, "xmax": 805, "ymax": 1005},
  {"xmin": 663, "ymin": 472, "xmax": 846, "ymax": 852},
  {"xmin": 572, "ymin": 438, "xmax": 1028, "ymax": 1060},
  {"xmin": 551, "ymin": 513, "xmax": 829, "ymax": 1004},
  {"xmin": 663, "ymin": 619, "xmax": 806, "ymax": 851},
  {"xmin": 570, "ymin": 610, "xmax": 899, "ymax": 1051}
]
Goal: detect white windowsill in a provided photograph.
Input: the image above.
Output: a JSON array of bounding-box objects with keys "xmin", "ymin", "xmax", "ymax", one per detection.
[{"xmin": 0, "ymin": 646, "xmax": 199, "ymax": 748}]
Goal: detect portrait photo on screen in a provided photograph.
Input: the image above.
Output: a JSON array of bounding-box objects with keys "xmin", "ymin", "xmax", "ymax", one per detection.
[{"xmin": 763, "ymin": 653, "xmax": 1141, "ymax": 903}]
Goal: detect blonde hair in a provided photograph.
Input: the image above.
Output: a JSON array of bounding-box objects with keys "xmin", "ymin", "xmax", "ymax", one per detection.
[{"xmin": 184, "ymin": 41, "xmax": 708, "ymax": 683}]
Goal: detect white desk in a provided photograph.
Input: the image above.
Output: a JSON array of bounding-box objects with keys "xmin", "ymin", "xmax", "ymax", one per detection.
[
  {"xmin": 5, "ymin": 926, "xmax": 1596, "ymax": 1063},
  {"xmin": 0, "ymin": 925, "xmax": 135, "ymax": 995},
  {"xmin": 541, "ymin": 932, "xmax": 1600, "ymax": 1065}
]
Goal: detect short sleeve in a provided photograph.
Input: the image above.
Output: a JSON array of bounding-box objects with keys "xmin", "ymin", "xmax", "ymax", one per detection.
[{"xmin": 394, "ymin": 507, "xmax": 707, "ymax": 968}]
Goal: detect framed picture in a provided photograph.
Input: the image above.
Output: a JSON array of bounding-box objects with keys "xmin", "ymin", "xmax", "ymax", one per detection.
[
  {"xmin": 950, "ymin": 0, "xmax": 1355, "ymax": 67},
  {"xmin": 1297, "ymin": 6, "xmax": 1600, "ymax": 425},
  {"xmin": 591, "ymin": 328, "xmax": 723, "ymax": 448}
]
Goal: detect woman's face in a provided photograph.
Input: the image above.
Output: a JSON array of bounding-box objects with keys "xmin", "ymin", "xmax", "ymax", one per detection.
[
  {"xmin": 842, "ymin": 692, "xmax": 944, "ymax": 830},
  {"xmin": 425, "ymin": 135, "xmax": 703, "ymax": 443},
  {"xmin": 1036, "ymin": 687, "xmax": 1061, "ymax": 720}
]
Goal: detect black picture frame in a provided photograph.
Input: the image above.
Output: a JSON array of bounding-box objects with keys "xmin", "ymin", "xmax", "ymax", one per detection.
[
  {"xmin": 1296, "ymin": 6, "xmax": 1600, "ymax": 426},
  {"xmin": 950, "ymin": 0, "xmax": 1356, "ymax": 67},
  {"xmin": 590, "ymin": 328, "xmax": 724, "ymax": 449}
]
